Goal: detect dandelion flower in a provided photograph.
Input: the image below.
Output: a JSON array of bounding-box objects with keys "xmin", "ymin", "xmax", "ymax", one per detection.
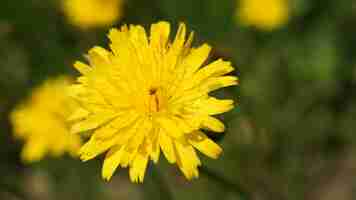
[
  {"xmin": 69, "ymin": 21, "xmax": 238, "ymax": 183},
  {"xmin": 62, "ymin": 0, "xmax": 123, "ymax": 29},
  {"xmin": 10, "ymin": 77, "xmax": 82, "ymax": 163},
  {"xmin": 237, "ymin": 0, "xmax": 289, "ymax": 31}
]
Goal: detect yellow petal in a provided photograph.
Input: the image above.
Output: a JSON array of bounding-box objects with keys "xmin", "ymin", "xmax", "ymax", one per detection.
[
  {"xmin": 192, "ymin": 59, "xmax": 234, "ymax": 85},
  {"xmin": 112, "ymin": 117, "xmax": 145, "ymax": 147},
  {"xmin": 183, "ymin": 31, "xmax": 195, "ymax": 54},
  {"xmin": 21, "ymin": 138, "xmax": 47, "ymax": 163},
  {"xmin": 182, "ymin": 44, "xmax": 211, "ymax": 76},
  {"xmin": 169, "ymin": 89, "xmax": 207, "ymax": 106},
  {"xmin": 201, "ymin": 116, "xmax": 226, "ymax": 133},
  {"xmin": 102, "ymin": 145, "xmax": 124, "ymax": 181},
  {"xmin": 171, "ymin": 115, "xmax": 195, "ymax": 133},
  {"xmin": 74, "ymin": 61, "xmax": 92, "ymax": 75},
  {"xmin": 88, "ymin": 46, "xmax": 111, "ymax": 68},
  {"xmin": 187, "ymin": 131, "xmax": 222, "ymax": 159},
  {"xmin": 67, "ymin": 134, "xmax": 82, "ymax": 157},
  {"xmin": 148, "ymin": 128, "xmax": 160, "ymax": 163},
  {"xmin": 93, "ymin": 112, "xmax": 139, "ymax": 139},
  {"xmin": 150, "ymin": 21, "xmax": 170, "ymax": 50},
  {"xmin": 79, "ymin": 137, "xmax": 115, "ymax": 161},
  {"xmin": 124, "ymin": 118, "xmax": 151, "ymax": 155},
  {"xmin": 197, "ymin": 97, "xmax": 234, "ymax": 115},
  {"xmin": 129, "ymin": 151, "xmax": 149, "ymax": 183},
  {"xmin": 77, "ymin": 76, "xmax": 88, "ymax": 84},
  {"xmin": 129, "ymin": 25, "xmax": 149, "ymax": 47},
  {"xmin": 202, "ymin": 76, "xmax": 238, "ymax": 93},
  {"xmin": 174, "ymin": 141, "xmax": 201, "ymax": 180},
  {"xmin": 171, "ymin": 22, "xmax": 187, "ymax": 52},
  {"xmin": 117, "ymin": 148, "xmax": 131, "ymax": 168},
  {"xmin": 108, "ymin": 27, "xmax": 130, "ymax": 56},
  {"xmin": 92, "ymin": 78, "xmax": 132, "ymax": 109},
  {"xmin": 67, "ymin": 84, "xmax": 86, "ymax": 98},
  {"xmin": 67, "ymin": 108, "xmax": 90, "ymax": 122},
  {"xmin": 156, "ymin": 117, "xmax": 184, "ymax": 138},
  {"xmin": 68, "ymin": 85, "xmax": 109, "ymax": 111},
  {"xmin": 92, "ymin": 121, "xmax": 119, "ymax": 141},
  {"xmin": 159, "ymin": 131, "xmax": 176, "ymax": 163},
  {"xmin": 70, "ymin": 112, "xmax": 117, "ymax": 134}
]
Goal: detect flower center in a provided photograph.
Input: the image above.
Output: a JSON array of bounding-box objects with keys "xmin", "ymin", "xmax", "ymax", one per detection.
[
  {"xmin": 148, "ymin": 87, "xmax": 161, "ymax": 113},
  {"xmin": 149, "ymin": 88, "xmax": 157, "ymax": 95}
]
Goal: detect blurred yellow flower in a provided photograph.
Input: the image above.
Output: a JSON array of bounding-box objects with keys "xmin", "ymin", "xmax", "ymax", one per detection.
[
  {"xmin": 62, "ymin": 0, "xmax": 123, "ymax": 29},
  {"xmin": 68, "ymin": 21, "xmax": 238, "ymax": 183},
  {"xmin": 10, "ymin": 77, "xmax": 82, "ymax": 163},
  {"xmin": 237, "ymin": 0, "xmax": 289, "ymax": 31}
]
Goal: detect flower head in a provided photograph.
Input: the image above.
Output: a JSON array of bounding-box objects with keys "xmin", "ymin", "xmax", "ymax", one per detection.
[
  {"xmin": 10, "ymin": 76, "xmax": 82, "ymax": 163},
  {"xmin": 62, "ymin": 0, "xmax": 123, "ymax": 29},
  {"xmin": 69, "ymin": 21, "xmax": 238, "ymax": 183},
  {"xmin": 237, "ymin": 0, "xmax": 289, "ymax": 31}
]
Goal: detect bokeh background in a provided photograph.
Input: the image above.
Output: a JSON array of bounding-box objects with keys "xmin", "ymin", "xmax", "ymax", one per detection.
[{"xmin": 1, "ymin": 0, "xmax": 356, "ymax": 199}]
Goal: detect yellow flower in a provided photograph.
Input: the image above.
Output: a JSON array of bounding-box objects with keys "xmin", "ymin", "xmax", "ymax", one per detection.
[
  {"xmin": 237, "ymin": 0, "xmax": 289, "ymax": 31},
  {"xmin": 62, "ymin": 0, "xmax": 123, "ymax": 29},
  {"xmin": 68, "ymin": 21, "xmax": 238, "ymax": 183},
  {"xmin": 10, "ymin": 77, "xmax": 82, "ymax": 163}
]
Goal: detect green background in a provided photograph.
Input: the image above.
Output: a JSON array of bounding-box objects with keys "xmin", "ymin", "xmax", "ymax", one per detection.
[{"xmin": 1, "ymin": 0, "xmax": 356, "ymax": 199}]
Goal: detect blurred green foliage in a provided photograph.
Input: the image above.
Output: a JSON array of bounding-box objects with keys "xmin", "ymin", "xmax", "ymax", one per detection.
[{"xmin": 1, "ymin": 0, "xmax": 356, "ymax": 200}]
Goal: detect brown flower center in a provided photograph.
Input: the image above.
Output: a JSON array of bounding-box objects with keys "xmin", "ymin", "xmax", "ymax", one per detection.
[{"xmin": 148, "ymin": 87, "xmax": 160, "ymax": 113}]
